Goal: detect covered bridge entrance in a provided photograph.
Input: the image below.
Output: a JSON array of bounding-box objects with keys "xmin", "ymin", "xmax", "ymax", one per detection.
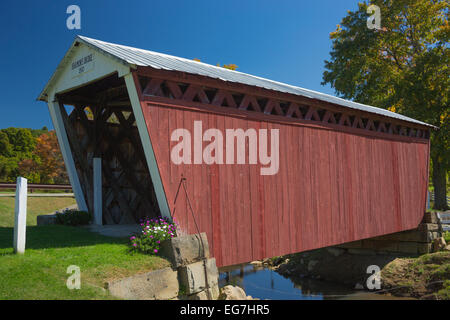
[{"xmin": 39, "ymin": 36, "xmax": 434, "ymax": 267}]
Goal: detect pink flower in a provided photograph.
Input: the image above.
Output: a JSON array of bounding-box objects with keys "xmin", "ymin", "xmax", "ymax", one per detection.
[
  {"xmin": 154, "ymin": 249, "xmax": 158, "ymax": 253},
  {"xmin": 133, "ymin": 243, "xmax": 137, "ymax": 247}
]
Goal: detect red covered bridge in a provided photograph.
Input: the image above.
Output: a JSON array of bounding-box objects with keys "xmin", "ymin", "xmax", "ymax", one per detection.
[{"xmin": 39, "ymin": 36, "xmax": 434, "ymax": 267}]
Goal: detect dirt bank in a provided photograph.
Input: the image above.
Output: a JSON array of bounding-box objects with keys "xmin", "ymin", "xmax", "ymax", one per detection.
[{"xmin": 380, "ymin": 251, "xmax": 450, "ymax": 299}]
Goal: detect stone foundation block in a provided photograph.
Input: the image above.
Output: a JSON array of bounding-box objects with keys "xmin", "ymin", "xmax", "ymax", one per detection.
[
  {"xmin": 178, "ymin": 258, "xmax": 218, "ymax": 295},
  {"xmin": 186, "ymin": 284, "xmax": 220, "ymax": 300},
  {"xmin": 397, "ymin": 242, "xmax": 419, "ymax": 254},
  {"xmin": 417, "ymin": 243, "xmax": 433, "ymax": 254},
  {"xmin": 418, "ymin": 223, "xmax": 440, "ymax": 232},
  {"xmin": 337, "ymin": 240, "xmax": 363, "ymax": 249},
  {"xmin": 348, "ymin": 248, "xmax": 377, "ymax": 255},
  {"xmin": 36, "ymin": 214, "xmax": 58, "ymax": 226},
  {"xmin": 160, "ymin": 233, "xmax": 210, "ymax": 268},
  {"xmin": 381, "ymin": 231, "xmax": 427, "ymax": 242},
  {"xmin": 106, "ymin": 267, "xmax": 179, "ymax": 300},
  {"xmin": 422, "ymin": 212, "xmax": 439, "ymax": 224},
  {"xmin": 360, "ymin": 239, "xmax": 399, "ymax": 252}
]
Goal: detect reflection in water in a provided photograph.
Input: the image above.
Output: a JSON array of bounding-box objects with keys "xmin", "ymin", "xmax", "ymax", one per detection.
[{"xmin": 219, "ymin": 264, "xmax": 411, "ymax": 300}]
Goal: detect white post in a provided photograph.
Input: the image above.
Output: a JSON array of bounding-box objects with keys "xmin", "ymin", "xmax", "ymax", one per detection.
[
  {"xmin": 93, "ymin": 157, "xmax": 102, "ymax": 225},
  {"xmin": 14, "ymin": 177, "xmax": 27, "ymax": 254}
]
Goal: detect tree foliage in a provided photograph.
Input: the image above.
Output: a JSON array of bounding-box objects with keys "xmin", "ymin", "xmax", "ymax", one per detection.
[
  {"xmin": 0, "ymin": 128, "xmax": 38, "ymax": 182},
  {"xmin": 193, "ymin": 58, "xmax": 238, "ymax": 71},
  {"xmin": 0, "ymin": 127, "xmax": 68, "ymax": 184},
  {"xmin": 18, "ymin": 131, "xmax": 68, "ymax": 184},
  {"xmin": 322, "ymin": 0, "xmax": 449, "ymax": 209},
  {"xmin": 221, "ymin": 63, "xmax": 238, "ymax": 71}
]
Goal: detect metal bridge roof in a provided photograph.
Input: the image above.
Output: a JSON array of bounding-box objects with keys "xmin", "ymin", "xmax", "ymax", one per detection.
[{"xmin": 42, "ymin": 35, "xmax": 435, "ymax": 128}]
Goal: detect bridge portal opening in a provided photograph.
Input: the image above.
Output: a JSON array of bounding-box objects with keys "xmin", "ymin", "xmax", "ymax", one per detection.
[{"xmin": 56, "ymin": 73, "xmax": 160, "ymax": 224}]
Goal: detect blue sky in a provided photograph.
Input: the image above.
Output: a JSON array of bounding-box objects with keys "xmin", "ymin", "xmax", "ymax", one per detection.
[{"xmin": 0, "ymin": 0, "xmax": 361, "ymax": 129}]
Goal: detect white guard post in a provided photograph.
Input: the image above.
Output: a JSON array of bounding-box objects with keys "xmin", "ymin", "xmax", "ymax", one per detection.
[
  {"xmin": 13, "ymin": 177, "xmax": 27, "ymax": 254},
  {"xmin": 93, "ymin": 157, "xmax": 102, "ymax": 225}
]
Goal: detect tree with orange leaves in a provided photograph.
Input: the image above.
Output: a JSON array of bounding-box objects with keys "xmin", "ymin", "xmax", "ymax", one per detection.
[{"xmin": 19, "ymin": 131, "xmax": 68, "ymax": 184}]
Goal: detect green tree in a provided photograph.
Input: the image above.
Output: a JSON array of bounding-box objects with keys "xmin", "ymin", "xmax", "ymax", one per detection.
[
  {"xmin": 0, "ymin": 132, "xmax": 12, "ymax": 157},
  {"xmin": 18, "ymin": 131, "xmax": 68, "ymax": 184},
  {"xmin": 0, "ymin": 127, "xmax": 63, "ymax": 183},
  {"xmin": 322, "ymin": 0, "xmax": 449, "ymax": 210},
  {"xmin": 0, "ymin": 128, "xmax": 36, "ymax": 182},
  {"xmin": 2, "ymin": 128, "xmax": 36, "ymax": 154}
]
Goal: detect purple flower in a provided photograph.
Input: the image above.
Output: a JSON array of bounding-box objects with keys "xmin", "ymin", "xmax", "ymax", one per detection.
[
  {"xmin": 130, "ymin": 236, "xmax": 136, "ymax": 240},
  {"xmin": 133, "ymin": 243, "xmax": 137, "ymax": 247},
  {"xmin": 154, "ymin": 249, "xmax": 158, "ymax": 253}
]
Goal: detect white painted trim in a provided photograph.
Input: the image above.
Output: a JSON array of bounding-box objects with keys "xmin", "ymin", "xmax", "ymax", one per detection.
[
  {"xmin": 93, "ymin": 157, "xmax": 102, "ymax": 225},
  {"xmin": 48, "ymin": 98, "xmax": 88, "ymax": 212},
  {"xmin": 124, "ymin": 73, "xmax": 171, "ymax": 219},
  {"xmin": 14, "ymin": 177, "xmax": 27, "ymax": 254},
  {"xmin": 39, "ymin": 38, "xmax": 130, "ymax": 102}
]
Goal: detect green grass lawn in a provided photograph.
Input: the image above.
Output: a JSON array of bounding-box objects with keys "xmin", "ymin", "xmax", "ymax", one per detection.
[
  {"xmin": 0, "ymin": 198, "xmax": 169, "ymax": 300},
  {"xmin": 0, "ymin": 196, "xmax": 76, "ymax": 227}
]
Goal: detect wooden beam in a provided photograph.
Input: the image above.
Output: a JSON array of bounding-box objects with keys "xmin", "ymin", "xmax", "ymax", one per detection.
[
  {"xmin": 136, "ymin": 67, "xmax": 431, "ymax": 131},
  {"xmin": 101, "ymin": 163, "xmax": 136, "ymax": 224},
  {"xmin": 286, "ymin": 102, "xmax": 302, "ymax": 118},
  {"xmin": 141, "ymin": 95, "xmax": 430, "ymax": 144},
  {"xmin": 59, "ymin": 102, "xmax": 94, "ymax": 212},
  {"xmin": 125, "ymin": 72, "xmax": 172, "ymax": 219},
  {"xmin": 48, "ymin": 100, "xmax": 88, "ymax": 212},
  {"xmin": 239, "ymin": 95, "xmax": 261, "ymax": 112},
  {"xmin": 304, "ymin": 106, "xmax": 321, "ymax": 121}
]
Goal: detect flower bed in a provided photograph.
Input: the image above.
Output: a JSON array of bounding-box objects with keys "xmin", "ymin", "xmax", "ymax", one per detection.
[{"xmin": 130, "ymin": 217, "xmax": 178, "ymax": 254}]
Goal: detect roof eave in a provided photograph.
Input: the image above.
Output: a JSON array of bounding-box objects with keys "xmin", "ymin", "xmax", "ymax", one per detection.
[{"xmin": 37, "ymin": 35, "xmax": 134, "ymax": 103}]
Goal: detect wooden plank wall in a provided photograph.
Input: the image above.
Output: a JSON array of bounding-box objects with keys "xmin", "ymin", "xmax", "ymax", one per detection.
[{"xmin": 141, "ymin": 102, "xmax": 430, "ymax": 267}]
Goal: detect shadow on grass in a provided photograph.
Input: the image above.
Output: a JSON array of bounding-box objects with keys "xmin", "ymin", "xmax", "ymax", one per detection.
[{"xmin": 0, "ymin": 225, "xmax": 129, "ymax": 251}]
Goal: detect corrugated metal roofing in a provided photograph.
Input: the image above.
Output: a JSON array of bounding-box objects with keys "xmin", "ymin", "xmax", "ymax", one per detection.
[{"xmin": 46, "ymin": 35, "xmax": 435, "ymax": 128}]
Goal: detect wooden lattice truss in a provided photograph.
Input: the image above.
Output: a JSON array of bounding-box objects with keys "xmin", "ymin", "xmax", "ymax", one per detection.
[
  {"xmin": 57, "ymin": 100, "xmax": 159, "ymax": 224},
  {"xmin": 135, "ymin": 69, "xmax": 429, "ymax": 139}
]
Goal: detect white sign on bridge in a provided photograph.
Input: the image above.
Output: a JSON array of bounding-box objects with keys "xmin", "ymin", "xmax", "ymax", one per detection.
[{"xmin": 71, "ymin": 53, "xmax": 94, "ymax": 78}]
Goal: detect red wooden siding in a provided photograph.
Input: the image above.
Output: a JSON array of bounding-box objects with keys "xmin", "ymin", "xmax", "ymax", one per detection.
[{"xmin": 139, "ymin": 100, "xmax": 429, "ymax": 267}]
